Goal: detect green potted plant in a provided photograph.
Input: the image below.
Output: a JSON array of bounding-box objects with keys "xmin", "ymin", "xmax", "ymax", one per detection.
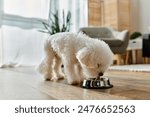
[
  {"xmin": 130, "ymin": 32, "xmax": 142, "ymax": 40},
  {"xmin": 40, "ymin": 10, "xmax": 71, "ymax": 35}
]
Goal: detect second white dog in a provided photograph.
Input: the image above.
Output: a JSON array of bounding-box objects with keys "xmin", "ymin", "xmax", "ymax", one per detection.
[{"xmin": 37, "ymin": 32, "xmax": 113, "ymax": 85}]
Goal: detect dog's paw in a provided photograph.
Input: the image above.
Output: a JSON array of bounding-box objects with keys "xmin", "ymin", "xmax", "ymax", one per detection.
[
  {"xmin": 56, "ymin": 73, "xmax": 64, "ymax": 77},
  {"xmin": 67, "ymin": 80, "xmax": 80, "ymax": 85},
  {"xmin": 43, "ymin": 74, "xmax": 52, "ymax": 81},
  {"xmin": 57, "ymin": 76, "xmax": 64, "ymax": 80},
  {"xmin": 45, "ymin": 78, "xmax": 51, "ymax": 81},
  {"xmin": 51, "ymin": 77, "xmax": 62, "ymax": 81},
  {"xmin": 53, "ymin": 73, "xmax": 64, "ymax": 80}
]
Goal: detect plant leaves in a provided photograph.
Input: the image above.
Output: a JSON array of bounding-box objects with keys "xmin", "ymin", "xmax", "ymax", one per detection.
[{"xmin": 40, "ymin": 9, "xmax": 71, "ymax": 35}]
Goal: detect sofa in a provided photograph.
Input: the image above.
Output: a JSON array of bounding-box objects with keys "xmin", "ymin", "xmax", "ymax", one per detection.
[{"xmin": 79, "ymin": 27, "xmax": 129, "ymax": 54}]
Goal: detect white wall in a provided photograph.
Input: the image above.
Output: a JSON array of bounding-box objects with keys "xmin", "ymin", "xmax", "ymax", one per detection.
[
  {"xmin": 138, "ymin": 0, "xmax": 150, "ymax": 33},
  {"xmin": 131, "ymin": 0, "xmax": 150, "ymax": 33}
]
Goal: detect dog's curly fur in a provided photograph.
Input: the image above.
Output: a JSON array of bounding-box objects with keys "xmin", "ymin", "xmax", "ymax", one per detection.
[{"xmin": 37, "ymin": 32, "xmax": 113, "ymax": 85}]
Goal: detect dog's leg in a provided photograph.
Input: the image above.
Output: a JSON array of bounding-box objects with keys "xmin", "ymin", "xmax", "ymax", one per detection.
[
  {"xmin": 75, "ymin": 63, "xmax": 84, "ymax": 82},
  {"xmin": 53, "ymin": 56, "xmax": 64, "ymax": 80},
  {"xmin": 42, "ymin": 42, "xmax": 55, "ymax": 80},
  {"xmin": 63, "ymin": 60, "xmax": 80, "ymax": 85},
  {"xmin": 41, "ymin": 54, "xmax": 54, "ymax": 80}
]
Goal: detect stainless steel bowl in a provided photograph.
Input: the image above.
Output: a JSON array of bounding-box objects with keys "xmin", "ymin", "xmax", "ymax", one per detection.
[{"xmin": 82, "ymin": 77, "xmax": 113, "ymax": 89}]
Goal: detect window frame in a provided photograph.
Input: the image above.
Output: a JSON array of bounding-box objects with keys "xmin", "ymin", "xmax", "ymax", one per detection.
[{"xmin": 1, "ymin": 0, "xmax": 50, "ymax": 29}]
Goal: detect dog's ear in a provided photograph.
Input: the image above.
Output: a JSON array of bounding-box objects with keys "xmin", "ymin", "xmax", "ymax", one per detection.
[{"xmin": 76, "ymin": 48, "xmax": 96, "ymax": 68}]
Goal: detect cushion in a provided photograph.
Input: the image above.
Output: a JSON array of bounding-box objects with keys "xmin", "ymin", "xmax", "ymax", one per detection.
[{"xmin": 113, "ymin": 30, "xmax": 128, "ymax": 41}]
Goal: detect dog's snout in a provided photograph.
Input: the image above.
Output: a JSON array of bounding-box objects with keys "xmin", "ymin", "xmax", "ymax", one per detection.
[{"xmin": 98, "ymin": 72, "xmax": 103, "ymax": 76}]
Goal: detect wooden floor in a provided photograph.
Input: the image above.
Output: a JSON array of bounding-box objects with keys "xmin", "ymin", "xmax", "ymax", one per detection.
[{"xmin": 0, "ymin": 67, "xmax": 150, "ymax": 100}]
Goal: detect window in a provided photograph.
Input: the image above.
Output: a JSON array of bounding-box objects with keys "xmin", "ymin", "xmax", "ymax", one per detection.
[
  {"xmin": 4, "ymin": 0, "xmax": 50, "ymax": 19},
  {"xmin": 0, "ymin": 0, "xmax": 50, "ymax": 66},
  {"xmin": 2, "ymin": 0, "xmax": 50, "ymax": 29}
]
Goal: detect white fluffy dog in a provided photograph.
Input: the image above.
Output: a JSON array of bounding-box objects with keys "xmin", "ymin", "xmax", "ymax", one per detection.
[{"xmin": 37, "ymin": 32, "xmax": 113, "ymax": 85}]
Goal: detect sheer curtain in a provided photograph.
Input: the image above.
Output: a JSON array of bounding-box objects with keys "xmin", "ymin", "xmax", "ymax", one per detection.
[
  {"xmin": 0, "ymin": 0, "xmax": 88, "ymax": 67},
  {"xmin": 0, "ymin": 0, "xmax": 50, "ymax": 67},
  {"xmin": 50, "ymin": 0, "xmax": 88, "ymax": 32}
]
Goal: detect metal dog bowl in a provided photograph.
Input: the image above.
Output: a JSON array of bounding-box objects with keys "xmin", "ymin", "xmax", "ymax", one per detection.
[{"xmin": 82, "ymin": 77, "xmax": 113, "ymax": 89}]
